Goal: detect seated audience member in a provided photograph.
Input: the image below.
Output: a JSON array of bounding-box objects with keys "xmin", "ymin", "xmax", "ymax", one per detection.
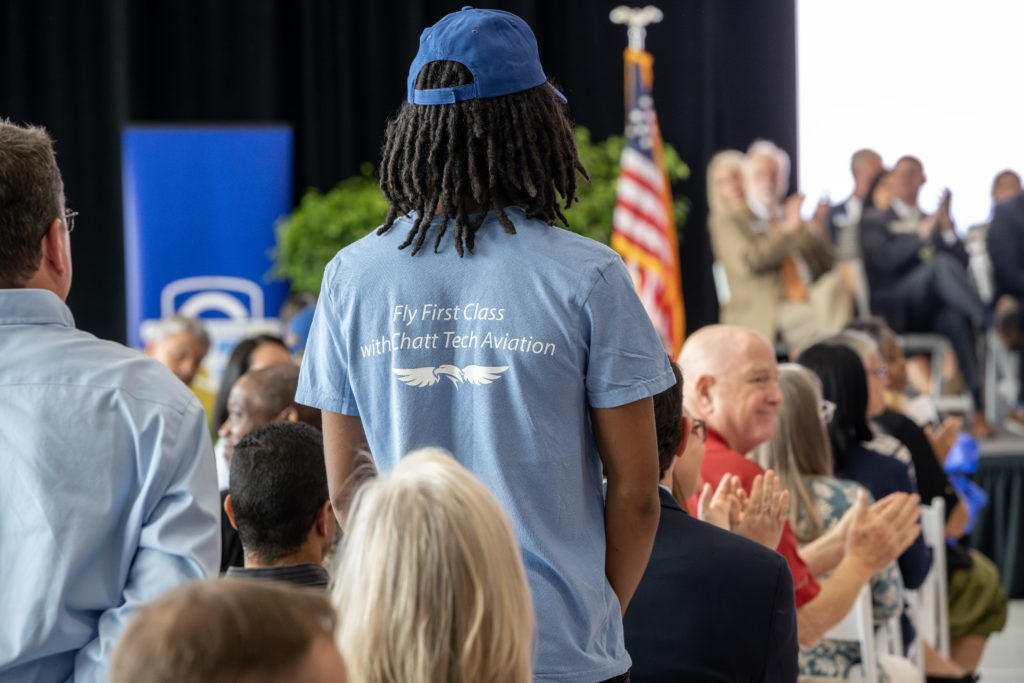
[
  {"xmin": 679, "ymin": 324, "xmax": 918, "ymax": 647},
  {"xmin": 142, "ymin": 314, "xmax": 210, "ymax": 386},
  {"xmin": 796, "ymin": 342, "xmax": 983, "ymax": 681},
  {"xmin": 218, "ymin": 364, "xmax": 322, "ymax": 571},
  {"xmin": 752, "ymin": 364, "xmax": 915, "ymax": 682},
  {"xmin": 213, "ymin": 334, "xmax": 292, "ymax": 438},
  {"xmin": 828, "ymin": 148, "xmax": 884, "ymax": 256},
  {"xmin": 796, "ymin": 341, "xmax": 930, "ymax": 589},
  {"xmin": 333, "ymin": 449, "xmax": 532, "ymax": 683},
  {"xmin": 987, "ymin": 174, "xmax": 1024, "ymax": 433},
  {"xmin": 213, "ymin": 334, "xmax": 293, "ymax": 490},
  {"xmin": 623, "ymin": 360, "xmax": 799, "ymax": 682},
  {"xmin": 223, "ymin": 422, "xmax": 335, "ymax": 589},
  {"xmin": 709, "ymin": 141, "xmax": 852, "ymax": 348},
  {"xmin": 844, "ymin": 322, "xmax": 1008, "ymax": 672},
  {"xmin": 109, "ymin": 578, "xmax": 346, "ymax": 683},
  {"xmin": 965, "ymin": 170, "xmax": 1022, "ymax": 305},
  {"xmin": 859, "ymin": 155, "xmax": 993, "ymax": 437}
]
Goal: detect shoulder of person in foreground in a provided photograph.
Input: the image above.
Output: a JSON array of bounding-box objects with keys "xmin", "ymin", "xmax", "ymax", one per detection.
[{"xmin": 626, "ymin": 504, "xmax": 797, "ymax": 683}]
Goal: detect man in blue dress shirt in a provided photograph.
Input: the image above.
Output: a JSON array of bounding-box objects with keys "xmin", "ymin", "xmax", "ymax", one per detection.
[{"xmin": 0, "ymin": 120, "xmax": 221, "ymax": 681}]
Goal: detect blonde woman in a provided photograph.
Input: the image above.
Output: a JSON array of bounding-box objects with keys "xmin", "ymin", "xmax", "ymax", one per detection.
[
  {"xmin": 752, "ymin": 364, "xmax": 913, "ymax": 683},
  {"xmin": 332, "ymin": 448, "xmax": 533, "ymax": 683},
  {"xmin": 707, "ymin": 149, "xmax": 748, "ymax": 220}
]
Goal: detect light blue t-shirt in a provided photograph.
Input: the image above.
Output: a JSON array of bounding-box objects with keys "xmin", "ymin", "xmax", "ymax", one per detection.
[{"xmin": 297, "ymin": 208, "xmax": 674, "ymax": 682}]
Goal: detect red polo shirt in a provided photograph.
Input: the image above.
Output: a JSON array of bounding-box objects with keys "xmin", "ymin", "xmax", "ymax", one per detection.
[{"xmin": 692, "ymin": 428, "xmax": 821, "ymax": 608}]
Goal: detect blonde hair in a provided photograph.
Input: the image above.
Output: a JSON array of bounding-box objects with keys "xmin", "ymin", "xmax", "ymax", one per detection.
[
  {"xmin": 751, "ymin": 364, "xmax": 832, "ymax": 544},
  {"xmin": 706, "ymin": 149, "xmax": 745, "ymax": 216},
  {"xmin": 333, "ymin": 448, "xmax": 533, "ymax": 683}
]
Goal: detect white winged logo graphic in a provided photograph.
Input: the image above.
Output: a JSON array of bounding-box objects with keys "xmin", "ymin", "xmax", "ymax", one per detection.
[{"xmin": 393, "ymin": 365, "xmax": 509, "ymax": 389}]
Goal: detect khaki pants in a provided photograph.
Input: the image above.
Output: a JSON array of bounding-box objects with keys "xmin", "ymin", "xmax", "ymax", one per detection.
[{"xmin": 777, "ymin": 268, "xmax": 854, "ymax": 351}]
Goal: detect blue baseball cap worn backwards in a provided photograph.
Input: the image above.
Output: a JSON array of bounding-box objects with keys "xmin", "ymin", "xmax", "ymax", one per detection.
[{"xmin": 407, "ymin": 6, "xmax": 567, "ymax": 105}]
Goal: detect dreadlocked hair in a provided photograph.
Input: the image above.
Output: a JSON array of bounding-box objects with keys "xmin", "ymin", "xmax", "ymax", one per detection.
[{"xmin": 378, "ymin": 60, "xmax": 589, "ymax": 256}]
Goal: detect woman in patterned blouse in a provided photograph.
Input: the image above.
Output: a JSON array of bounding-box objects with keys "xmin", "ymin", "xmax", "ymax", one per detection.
[{"xmin": 752, "ymin": 363, "xmax": 917, "ymax": 683}]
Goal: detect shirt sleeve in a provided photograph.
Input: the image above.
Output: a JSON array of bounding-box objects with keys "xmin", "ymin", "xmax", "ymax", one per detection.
[
  {"xmin": 579, "ymin": 256, "xmax": 675, "ymax": 408},
  {"xmin": 892, "ymin": 462, "xmax": 933, "ymax": 590},
  {"xmin": 73, "ymin": 397, "xmax": 220, "ymax": 682},
  {"xmin": 296, "ymin": 258, "xmax": 360, "ymax": 416},
  {"xmin": 777, "ymin": 519, "xmax": 822, "ymax": 607}
]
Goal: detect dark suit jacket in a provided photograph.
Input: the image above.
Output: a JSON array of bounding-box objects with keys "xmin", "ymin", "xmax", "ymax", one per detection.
[
  {"xmin": 835, "ymin": 444, "xmax": 931, "ymax": 590},
  {"xmin": 623, "ymin": 488, "xmax": 798, "ymax": 683},
  {"xmin": 987, "ymin": 194, "xmax": 1024, "ymax": 300},
  {"xmin": 860, "ymin": 206, "xmax": 968, "ymax": 330}
]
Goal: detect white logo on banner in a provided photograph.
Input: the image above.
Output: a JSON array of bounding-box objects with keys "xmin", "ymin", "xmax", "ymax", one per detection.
[
  {"xmin": 393, "ymin": 365, "xmax": 509, "ymax": 389},
  {"xmin": 160, "ymin": 276, "xmax": 266, "ymax": 320}
]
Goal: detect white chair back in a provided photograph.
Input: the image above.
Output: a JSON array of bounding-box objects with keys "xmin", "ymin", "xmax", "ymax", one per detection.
[
  {"xmin": 907, "ymin": 497, "xmax": 950, "ymax": 658},
  {"xmin": 823, "ymin": 585, "xmax": 879, "ymax": 683}
]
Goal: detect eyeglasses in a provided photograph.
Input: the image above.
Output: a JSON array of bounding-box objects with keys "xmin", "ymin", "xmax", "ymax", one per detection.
[
  {"xmin": 63, "ymin": 209, "xmax": 78, "ymax": 234},
  {"xmin": 690, "ymin": 418, "xmax": 707, "ymax": 444},
  {"xmin": 820, "ymin": 399, "xmax": 837, "ymax": 424},
  {"xmin": 40, "ymin": 209, "xmax": 78, "ymax": 239}
]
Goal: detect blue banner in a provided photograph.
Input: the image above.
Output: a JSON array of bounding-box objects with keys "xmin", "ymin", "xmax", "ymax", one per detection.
[{"xmin": 122, "ymin": 125, "xmax": 293, "ymax": 348}]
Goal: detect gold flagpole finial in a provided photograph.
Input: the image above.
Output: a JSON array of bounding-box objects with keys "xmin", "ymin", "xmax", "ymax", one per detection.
[{"xmin": 609, "ymin": 6, "xmax": 663, "ymax": 51}]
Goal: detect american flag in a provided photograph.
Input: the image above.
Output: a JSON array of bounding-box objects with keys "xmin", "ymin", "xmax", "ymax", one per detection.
[{"xmin": 611, "ymin": 47, "xmax": 685, "ymax": 357}]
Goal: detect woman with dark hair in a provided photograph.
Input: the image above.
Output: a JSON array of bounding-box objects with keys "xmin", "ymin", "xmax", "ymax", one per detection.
[
  {"xmin": 797, "ymin": 341, "xmax": 930, "ymax": 590},
  {"xmin": 797, "ymin": 342, "xmax": 988, "ymax": 683}
]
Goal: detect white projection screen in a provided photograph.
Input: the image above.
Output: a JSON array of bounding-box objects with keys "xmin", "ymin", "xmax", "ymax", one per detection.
[{"xmin": 796, "ymin": 0, "xmax": 1024, "ymax": 231}]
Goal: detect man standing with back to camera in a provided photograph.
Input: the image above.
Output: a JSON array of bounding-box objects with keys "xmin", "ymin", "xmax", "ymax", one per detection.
[
  {"xmin": 297, "ymin": 8, "xmax": 673, "ymax": 682},
  {"xmin": 0, "ymin": 120, "xmax": 220, "ymax": 681}
]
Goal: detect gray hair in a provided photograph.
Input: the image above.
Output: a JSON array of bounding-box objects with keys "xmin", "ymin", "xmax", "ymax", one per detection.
[
  {"xmin": 145, "ymin": 315, "xmax": 210, "ymax": 346},
  {"xmin": 828, "ymin": 329, "xmax": 879, "ymax": 365},
  {"xmin": 745, "ymin": 139, "xmax": 791, "ymax": 197}
]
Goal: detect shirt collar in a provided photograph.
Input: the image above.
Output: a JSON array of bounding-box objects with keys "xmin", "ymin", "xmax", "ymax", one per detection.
[
  {"xmin": 704, "ymin": 426, "xmax": 730, "ymax": 452},
  {"xmin": 891, "ymin": 197, "xmax": 920, "ymax": 222},
  {"xmin": 0, "ymin": 289, "xmax": 75, "ymax": 329}
]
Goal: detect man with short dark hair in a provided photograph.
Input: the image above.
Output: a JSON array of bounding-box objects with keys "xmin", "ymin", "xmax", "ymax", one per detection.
[
  {"xmin": 860, "ymin": 155, "xmax": 993, "ymax": 437},
  {"xmin": 109, "ymin": 578, "xmax": 346, "ymax": 683},
  {"xmin": 223, "ymin": 422, "xmax": 335, "ymax": 589},
  {"xmin": 623, "ymin": 362, "xmax": 799, "ymax": 682},
  {"xmin": 218, "ymin": 363, "xmax": 323, "ymax": 570},
  {"xmin": 0, "ymin": 119, "xmax": 220, "ymax": 681}
]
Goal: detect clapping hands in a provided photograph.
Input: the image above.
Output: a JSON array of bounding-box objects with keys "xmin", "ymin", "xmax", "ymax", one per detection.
[
  {"xmin": 845, "ymin": 489, "xmax": 921, "ymax": 575},
  {"xmin": 698, "ymin": 471, "xmax": 790, "ymax": 549}
]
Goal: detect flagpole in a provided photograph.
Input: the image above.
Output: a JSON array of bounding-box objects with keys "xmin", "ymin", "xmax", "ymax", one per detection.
[
  {"xmin": 609, "ymin": 4, "xmax": 686, "ymax": 356},
  {"xmin": 609, "ymin": 5, "xmax": 663, "ymax": 51}
]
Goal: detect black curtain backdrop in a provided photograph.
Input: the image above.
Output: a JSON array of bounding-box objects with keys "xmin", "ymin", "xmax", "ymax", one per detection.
[{"xmin": 0, "ymin": 0, "xmax": 796, "ymax": 344}]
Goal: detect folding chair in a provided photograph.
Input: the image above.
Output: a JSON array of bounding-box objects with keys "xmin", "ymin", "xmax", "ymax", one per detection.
[
  {"xmin": 823, "ymin": 585, "xmax": 879, "ymax": 683},
  {"xmin": 907, "ymin": 497, "xmax": 950, "ymax": 658}
]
